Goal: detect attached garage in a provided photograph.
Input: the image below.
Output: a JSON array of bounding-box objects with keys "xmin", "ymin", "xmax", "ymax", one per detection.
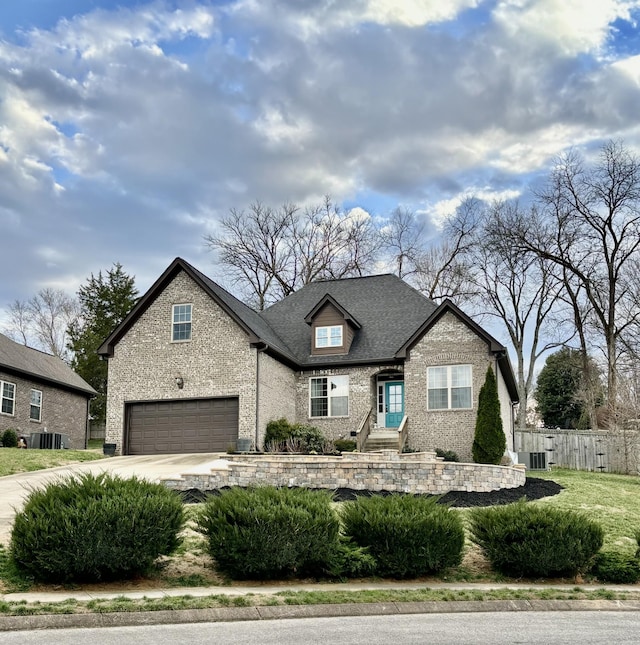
[{"xmin": 125, "ymin": 397, "xmax": 239, "ymax": 455}]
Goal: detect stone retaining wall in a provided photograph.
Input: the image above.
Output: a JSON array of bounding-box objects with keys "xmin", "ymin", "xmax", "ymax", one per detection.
[{"xmin": 162, "ymin": 451, "xmax": 526, "ymax": 495}]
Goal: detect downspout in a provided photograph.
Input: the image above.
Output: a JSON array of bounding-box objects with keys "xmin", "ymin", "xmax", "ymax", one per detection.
[{"xmin": 255, "ymin": 346, "xmax": 265, "ymax": 450}]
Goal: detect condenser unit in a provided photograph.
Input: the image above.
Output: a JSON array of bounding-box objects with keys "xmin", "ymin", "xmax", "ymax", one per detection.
[{"xmin": 517, "ymin": 451, "xmax": 548, "ymax": 471}]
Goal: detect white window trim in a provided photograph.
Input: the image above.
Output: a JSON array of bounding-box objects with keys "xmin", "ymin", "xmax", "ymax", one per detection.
[
  {"xmin": 309, "ymin": 375, "xmax": 349, "ymax": 418},
  {"xmin": 30, "ymin": 389, "xmax": 43, "ymax": 422},
  {"xmin": 171, "ymin": 303, "xmax": 192, "ymax": 342},
  {"xmin": 1, "ymin": 380, "xmax": 16, "ymax": 417},
  {"xmin": 315, "ymin": 325, "xmax": 343, "ymax": 349},
  {"xmin": 427, "ymin": 365, "xmax": 473, "ymax": 411}
]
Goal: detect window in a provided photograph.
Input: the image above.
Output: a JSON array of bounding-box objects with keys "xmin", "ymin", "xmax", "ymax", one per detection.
[
  {"xmin": 427, "ymin": 365, "xmax": 472, "ymax": 410},
  {"xmin": 315, "ymin": 325, "xmax": 343, "ymax": 348},
  {"xmin": 30, "ymin": 389, "xmax": 42, "ymax": 422},
  {"xmin": 172, "ymin": 304, "xmax": 192, "ymax": 341},
  {"xmin": 310, "ymin": 375, "xmax": 349, "ymax": 417},
  {"xmin": 1, "ymin": 381, "xmax": 15, "ymax": 416}
]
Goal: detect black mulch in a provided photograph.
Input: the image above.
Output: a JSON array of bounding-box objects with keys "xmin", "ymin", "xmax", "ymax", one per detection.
[{"xmin": 177, "ymin": 477, "xmax": 563, "ymax": 507}]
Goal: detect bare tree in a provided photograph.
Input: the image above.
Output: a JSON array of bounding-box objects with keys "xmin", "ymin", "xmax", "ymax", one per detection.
[
  {"xmin": 205, "ymin": 197, "xmax": 379, "ymax": 310},
  {"xmin": 514, "ymin": 141, "xmax": 640, "ymax": 429},
  {"xmin": 3, "ymin": 288, "xmax": 78, "ymax": 361},
  {"xmin": 463, "ymin": 201, "xmax": 569, "ymax": 432},
  {"xmin": 379, "ymin": 207, "xmax": 427, "ymax": 279}
]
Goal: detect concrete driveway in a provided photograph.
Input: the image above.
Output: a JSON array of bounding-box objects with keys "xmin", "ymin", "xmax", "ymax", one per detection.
[{"xmin": 0, "ymin": 453, "xmax": 225, "ymax": 546}]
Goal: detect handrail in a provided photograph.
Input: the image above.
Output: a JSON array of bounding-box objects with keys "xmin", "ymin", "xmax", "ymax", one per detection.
[
  {"xmin": 355, "ymin": 408, "xmax": 373, "ymax": 452},
  {"xmin": 397, "ymin": 415, "xmax": 409, "ymax": 453}
]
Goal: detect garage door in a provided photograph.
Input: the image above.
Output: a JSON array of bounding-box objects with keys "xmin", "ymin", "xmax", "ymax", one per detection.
[{"xmin": 126, "ymin": 398, "xmax": 239, "ymax": 455}]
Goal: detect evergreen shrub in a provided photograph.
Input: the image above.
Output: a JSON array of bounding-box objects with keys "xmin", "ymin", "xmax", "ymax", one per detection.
[
  {"xmin": 334, "ymin": 439, "xmax": 357, "ymax": 452},
  {"xmin": 10, "ymin": 473, "xmax": 184, "ymax": 583},
  {"xmin": 472, "ymin": 365, "xmax": 506, "ymax": 464},
  {"xmin": 591, "ymin": 551, "xmax": 640, "ymax": 584},
  {"xmin": 435, "ymin": 448, "xmax": 459, "ymax": 462},
  {"xmin": 264, "ymin": 418, "xmax": 326, "ymax": 453},
  {"xmin": 1, "ymin": 429, "xmax": 18, "ymax": 448},
  {"xmin": 340, "ymin": 495, "xmax": 465, "ymax": 578},
  {"xmin": 469, "ymin": 500, "xmax": 603, "ymax": 577},
  {"xmin": 197, "ymin": 486, "xmax": 341, "ymax": 579}
]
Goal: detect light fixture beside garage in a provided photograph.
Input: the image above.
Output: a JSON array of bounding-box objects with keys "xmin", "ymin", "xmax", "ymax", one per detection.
[{"xmin": 175, "ymin": 376, "xmax": 184, "ymax": 389}]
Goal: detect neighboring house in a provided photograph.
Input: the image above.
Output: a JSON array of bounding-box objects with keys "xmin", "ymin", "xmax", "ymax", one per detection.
[
  {"xmin": 99, "ymin": 258, "xmax": 519, "ymax": 460},
  {"xmin": 0, "ymin": 333, "xmax": 95, "ymax": 448}
]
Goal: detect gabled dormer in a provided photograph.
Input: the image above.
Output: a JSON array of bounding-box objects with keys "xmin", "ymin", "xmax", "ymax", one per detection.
[{"xmin": 304, "ymin": 294, "xmax": 361, "ymax": 356}]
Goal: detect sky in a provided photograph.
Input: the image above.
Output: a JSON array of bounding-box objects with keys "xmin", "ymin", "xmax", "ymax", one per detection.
[{"xmin": 1, "ymin": 0, "xmax": 640, "ymax": 338}]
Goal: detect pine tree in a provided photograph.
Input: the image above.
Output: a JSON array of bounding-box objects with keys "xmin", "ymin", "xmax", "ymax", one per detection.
[
  {"xmin": 67, "ymin": 264, "xmax": 138, "ymax": 426},
  {"xmin": 472, "ymin": 365, "xmax": 506, "ymax": 464}
]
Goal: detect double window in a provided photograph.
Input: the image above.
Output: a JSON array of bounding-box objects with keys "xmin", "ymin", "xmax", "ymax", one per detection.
[
  {"xmin": 315, "ymin": 325, "xmax": 343, "ymax": 348},
  {"xmin": 310, "ymin": 375, "xmax": 349, "ymax": 417},
  {"xmin": 172, "ymin": 304, "xmax": 192, "ymax": 342},
  {"xmin": 30, "ymin": 389, "xmax": 42, "ymax": 422},
  {"xmin": 427, "ymin": 365, "xmax": 472, "ymax": 410},
  {"xmin": 1, "ymin": 381, "xmax": 15, "ymax": 416}
]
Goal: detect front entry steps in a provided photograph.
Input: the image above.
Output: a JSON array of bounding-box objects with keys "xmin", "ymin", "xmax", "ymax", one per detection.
[{"xmin": 363, "ymin": 429, "xmax": 400, "ymax": 452}]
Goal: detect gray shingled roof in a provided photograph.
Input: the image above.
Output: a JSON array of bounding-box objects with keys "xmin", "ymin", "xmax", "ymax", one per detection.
[
  {"xmin": 260, "ymin": 274, "xmax": 438, "ymax": 365},
  {"xmin": 0, "ymin": 333, "xmax": 96, "ymax": 396}
]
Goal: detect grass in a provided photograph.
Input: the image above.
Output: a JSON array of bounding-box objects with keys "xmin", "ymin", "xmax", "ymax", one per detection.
[
  {"xmin": 1, "ymin": 466, "xmax": 639, "ymax": 616},
  {"xmin": 0, "ymin": 447, "xmax": 106, "ymax": 477}
]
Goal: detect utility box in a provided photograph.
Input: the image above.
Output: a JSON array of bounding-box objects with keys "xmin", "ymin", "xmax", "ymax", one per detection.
[
  {"xmin": 518, "ymin": 451, "xmax": 548, "ymax": 471},
  {"xmin": 29, "ymin": 432, "xmax": 70, "ymax": 449}
]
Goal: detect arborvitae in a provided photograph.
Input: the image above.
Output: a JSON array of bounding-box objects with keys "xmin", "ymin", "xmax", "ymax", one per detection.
[{"xmin": 472, "ymin": 365, "xmax": 506, "ymax": 464}]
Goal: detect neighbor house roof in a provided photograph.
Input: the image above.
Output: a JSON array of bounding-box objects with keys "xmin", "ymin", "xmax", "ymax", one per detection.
[
  {"xmin": 98, "ymin": 258, "xmax": 519, "ymax": 401},
  {"xmin": 0, "ymin": 333, "xmax": 96, "ymax": 396}
]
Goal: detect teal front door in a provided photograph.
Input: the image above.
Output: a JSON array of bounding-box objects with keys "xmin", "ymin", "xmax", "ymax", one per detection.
[{"xmin": 385, "ymin": 381, "xmax": 404, "ymax": 428}]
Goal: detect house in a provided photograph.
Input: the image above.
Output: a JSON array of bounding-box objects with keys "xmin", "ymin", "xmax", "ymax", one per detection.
[
  {"xmin": 0, "ymin": 333, "xmax": 95, "ymax": 448},
  {"xmin": 98, "ymin": 257, "xmax": 519, "ymax": 460}
]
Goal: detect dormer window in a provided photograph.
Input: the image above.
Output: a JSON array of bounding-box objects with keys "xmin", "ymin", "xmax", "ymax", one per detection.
[{"xmin": 316, "ymin": 325, "xmax": 343, "ymax": 349}]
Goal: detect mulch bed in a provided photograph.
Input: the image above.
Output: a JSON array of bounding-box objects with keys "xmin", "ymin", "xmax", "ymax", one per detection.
[{"xmin": 177, "ymin": 476, "xmax": 563, "ymax": 507}]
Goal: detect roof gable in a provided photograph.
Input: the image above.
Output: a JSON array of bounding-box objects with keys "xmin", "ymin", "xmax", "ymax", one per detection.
[
  {"xmin": 304, "ymin": 294, "xmax": 361, "ymax": 329},
  {"xmin": 0, "ymin": 333, "xmax": 95, "ymax": 396}
]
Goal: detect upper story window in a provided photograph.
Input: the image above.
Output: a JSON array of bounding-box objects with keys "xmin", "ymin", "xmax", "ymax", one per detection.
[
  {"xmin": 30, "ymin": 389, "xmax": 42, "ymax": 422},
  {"xmin": 1, "ymin": 381, "xmax": 15, "ymax": 416},
  {"xmin": 427, "ymin": 365, "xmax": 472, "ymax": 410},
  {"xmin": 172, "ymin": 304, "xmax": 192, "ymax": 342},
  {"xmin": 315, "ymin": 325, "xmax": 343, "ymax": 349},
  {"xmin": 310, "ymin": 375, "xmax": 349, "ymax": 417}
]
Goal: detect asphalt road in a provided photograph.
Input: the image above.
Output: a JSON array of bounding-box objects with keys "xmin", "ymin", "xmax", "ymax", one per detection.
[
  {"xmin": 4, "ymin": 611, "xmax": 640, "ymax": 645},
  {"xmin": 0, "ymin": 453, "xmax": 227, "ymax": 544}
]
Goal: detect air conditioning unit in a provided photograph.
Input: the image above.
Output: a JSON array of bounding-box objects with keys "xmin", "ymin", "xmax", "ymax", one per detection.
[
  {"xmin": 518, "ymin": 451, "xmax": 548, "ymax": 471},
  {"xmin": 29, "ymin": 432, "xmax": 70, "ymax": 450}
]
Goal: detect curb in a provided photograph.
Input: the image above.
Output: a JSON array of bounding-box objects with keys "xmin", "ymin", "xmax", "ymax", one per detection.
[{"xmin": 3, "ymin": 599, "xmax": 640, "ymax": 632}]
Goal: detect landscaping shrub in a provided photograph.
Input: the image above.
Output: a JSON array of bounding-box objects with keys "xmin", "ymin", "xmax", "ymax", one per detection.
[
  {"xmin": 264, "ymin": 418, "xmax": 327, "ymax": 453},
  {"xmin": 334, "ymin": 439, "xmax": 357, "ymax": 452},
  {"xmin": 435, "ymin": 448, "xmax": 459, "ymax": 462},
  {"xmin": 591, "ymin": 551, "xmax": 640, "ymax": 584},
  {"xmin": 472, "ymin": 365, "xmax": 506, "ymax": 464},
  {"xmin": 340, "ymin": 494, "xmax": 465, "ymax": 578},
  {"xmin": 469, "ymin": 499, "xmax": 603, "ymax": 578},
  {"xmin": 1, "ymin": 428, "xmax": 18, "ymax": 448},
  {"xmin": 10, "ymin": 472, "xmax": 184, "ymax": 583},
  {"xmin": 197, "ymin": 486, "xmax": 341, "ymax": 579}
]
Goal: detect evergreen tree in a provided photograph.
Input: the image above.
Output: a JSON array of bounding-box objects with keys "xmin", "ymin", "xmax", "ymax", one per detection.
[
  {"xmin": 67, "ymin": 264, "xmax": 138, "ymax": 426},
  {"xmin": 472, "ymin": 365, "xmax": 506, "ymax": 464}
]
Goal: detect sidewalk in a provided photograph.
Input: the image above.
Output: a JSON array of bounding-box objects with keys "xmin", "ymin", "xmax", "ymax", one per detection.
[{"xmin": 2, "ymin": 581, "xmax": 640, "ymax": 632}]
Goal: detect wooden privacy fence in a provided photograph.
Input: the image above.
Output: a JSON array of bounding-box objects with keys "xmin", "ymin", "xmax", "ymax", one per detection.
[{"xmin": 515, "ymin": 429, "xmax": 640, "ymax": 475}]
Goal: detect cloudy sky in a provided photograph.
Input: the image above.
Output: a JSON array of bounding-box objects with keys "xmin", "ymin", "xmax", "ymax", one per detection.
[{"xmin": 1, "ymin": 0, "xmax": 640, "ymax": 328}]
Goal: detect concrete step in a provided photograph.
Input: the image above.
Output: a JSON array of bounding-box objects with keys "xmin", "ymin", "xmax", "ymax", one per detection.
[{"xmin": 363, "ymin": 430, "xmax": 400, "ymax": 452}]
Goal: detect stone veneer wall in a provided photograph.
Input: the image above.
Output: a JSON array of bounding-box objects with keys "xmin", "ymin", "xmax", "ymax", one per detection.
[
  {"xmin": 105, "ymin": 270, "xmax": 258, "ymax": 453},
  {"xmin": 0, "ymin": 370, "xmax": 89, "ymax": 449},
  {"xmin": 404, "ymin": 312, "xmax": 501, "ymax": 462},
  {"xmin": 162, "ymin": 451, "xmax": 526, "ymax": 495}
]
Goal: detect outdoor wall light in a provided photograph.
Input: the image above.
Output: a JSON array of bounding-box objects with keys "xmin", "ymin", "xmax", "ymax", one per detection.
[{"xmin": 175, "ymin": 376, "xmax": 184, "ymax": 389}]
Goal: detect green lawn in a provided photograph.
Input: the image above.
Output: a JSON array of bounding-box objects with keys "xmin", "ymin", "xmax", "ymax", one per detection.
[
  {"xmin": 532, "ymin": 468, "xmax": 640, "ymax": 554},
  {"xmin": 0, "ymin": 447, "xmax": 106, "ymax": 477}
]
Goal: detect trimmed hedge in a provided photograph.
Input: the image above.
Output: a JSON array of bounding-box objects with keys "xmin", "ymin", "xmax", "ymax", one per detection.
[
  {"xmin": 591, "ymin": 551, "xmax": 640, "ymax": 584},
  {"xmin": 340, "ymin": 494, "xmax": 465, "ymax": 578},
  {"xmin": 10, "ymin": 473, "xmax": 184, "ymax": 583},
  {"xmin": 469, "ymin": 499, "xmax": 603, "ymax": 577},
  {"xmin": 1, "ymin": 428, "xmax": 18, "ymax": 448},
  {"xmin": 197, "ymin": 486, "xmax": 341, "ymax": 579}
]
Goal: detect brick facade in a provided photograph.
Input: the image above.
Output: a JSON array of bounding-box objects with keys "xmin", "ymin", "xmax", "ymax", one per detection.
[
  {"xmin": 0, "ymin": 370, "xmax": 89, "ymax": 448},
  {"xmin": 105, "ymin": 270, "xmax": 258, "ymax": 453}
]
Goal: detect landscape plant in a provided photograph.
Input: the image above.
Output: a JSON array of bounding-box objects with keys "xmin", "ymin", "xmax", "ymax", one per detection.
[
  {"xmin": 472, "ymin": 365, "xmax": 506, "ymax": 464},
  {"xmin": 263, "ymin": 418, "xmax": 327, "ymax": 453},
  {"xmin": 10, "ymin": 472, "xmax": 184, "ymax": 583},
  {"xmin": 1, "ymin": 428, "xmax": 18, "ymax": 448},
  {"xmin": 340, "ymin": 494, "xmax": 465, "ymax": 578},
  {"xmin": 469, "ymin": 499, "xmax": 603, "ymax": 577},
  {"xmin": 197, "ymin": 486, "xmax": 341, "ymax": 579}
]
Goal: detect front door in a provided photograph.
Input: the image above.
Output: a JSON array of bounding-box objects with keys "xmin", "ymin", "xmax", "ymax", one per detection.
[{"xmin": 385, "ymin": 381, "xmax": 404, "ymax": 428}]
